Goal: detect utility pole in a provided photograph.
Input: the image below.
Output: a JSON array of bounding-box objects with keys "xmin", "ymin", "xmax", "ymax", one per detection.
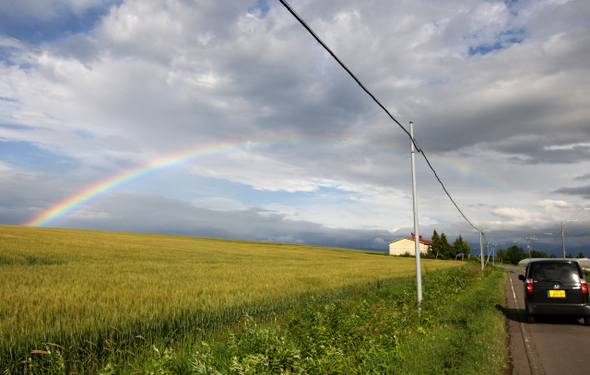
[
  {"xmin": 526, "ymin": 237, "xmax": 533, "ymax": 260},
  {"xmin": 561, "ymin": 222, "xmax": 566, "ymax": 259},
  {"xmin": 493, "ymin": 244, "xmax": 497, "ymax": 266},
  {"xmin": 480, "ymin": 229, "xmax": 484, "ymax": 271},
  {"xmin": 490, "ymin": 243, "xmax": 496, "ymax": 267},
  {"xmin": 410, "ymin": 121, "xmax": 422, "ymax": 316}
]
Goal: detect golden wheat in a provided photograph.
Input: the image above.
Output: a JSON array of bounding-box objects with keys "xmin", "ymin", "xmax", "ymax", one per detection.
[{"xmin": 0, "ymin": 224, "xmax": 457, "ymax": 356}]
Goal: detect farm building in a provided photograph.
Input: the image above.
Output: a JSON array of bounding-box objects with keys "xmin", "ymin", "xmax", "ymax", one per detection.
[{"xmin": 389, "ymin": 233, "xmax": 432, "ymax": 256}]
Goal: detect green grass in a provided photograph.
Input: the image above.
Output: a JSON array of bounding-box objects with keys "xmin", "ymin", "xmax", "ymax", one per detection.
[
  {"xmin": 0, "ymin": 224, "xmax": 460, "ymax": 368},
  {"xmin": 391, "ymin": 266, "xmax": 508, "ymax": 374}
]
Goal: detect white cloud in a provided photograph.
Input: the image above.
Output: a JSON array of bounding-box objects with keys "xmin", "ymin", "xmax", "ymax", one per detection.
[
  {"xmin": 545, "ymin": 143, "xmax": 590, "ymax": 151},
  {"xmin": 0, "ymin": 0, "xmax": 589, "ymax": 253},
  {"xmin": 539, "ymin": 199, "xmax": 572, "ymax": 210}
]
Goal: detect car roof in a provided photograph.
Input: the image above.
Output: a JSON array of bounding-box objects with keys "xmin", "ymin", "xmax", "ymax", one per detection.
[
  {"xmin": 518, "ymin": 258, "xmax": 587, "ymax": 267},
  {"xmin": 528, "ymin": 259, "xmax": 578, "ymax": 264}
]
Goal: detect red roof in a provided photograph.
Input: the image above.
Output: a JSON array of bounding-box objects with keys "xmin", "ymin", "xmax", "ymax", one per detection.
[{"xmin": 410, "ymin": 233, "xmax": 433, "ymax": 245}]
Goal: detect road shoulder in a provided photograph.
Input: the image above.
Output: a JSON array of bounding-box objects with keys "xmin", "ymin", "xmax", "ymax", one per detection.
[{"xmin": 503, "ymin": 266, "xmax": 533, "ymax": 375}]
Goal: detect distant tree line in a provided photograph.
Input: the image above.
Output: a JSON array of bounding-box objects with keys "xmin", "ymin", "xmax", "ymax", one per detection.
[
  {"xmin": 402, "ymin": 230, "xmax": 587, "ymax": 263},
  {"xmin": 424, "ymin": 229, "xmax": 471, "ymax": 260},
  {"xmin": 496, "ymin": 246, "xmax": 527, "ymax": 265},
  {"xmin": 496, "ymin": 246, "xmax": 587, "ymax": 265}
]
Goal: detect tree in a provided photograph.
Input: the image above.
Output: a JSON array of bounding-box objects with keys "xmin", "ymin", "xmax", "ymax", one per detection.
[
  {"xmin": 430, "ymin": 230, "xmax": 441, "ymax": 259},
  {"xmin": 577, "ymin": 252, "xmax": 585, "ymax": 259},
  {"xmin": 452, "ymin": 235, "xmax": 471, "ymax": 259},
  {"xmin": 497, "ymin": 248, "xmax": 508, "ymax": 263},
  {"xmin": 440, "ymin": 233, "xmax": 452, "ymax": 259},
  {"xmin": 549, "ymin": 254, "xmax": 557, "ymax": 258},
  {"xmin": 464, "ymin": 244, "xmax": 472, "ymax": 257},
  {"xmin": 531, "ymin": 250, "xmax": 548, "ymax": 258},
  {"xmin": 506, "ymin": 245, "xmax": 527, "ymax": 265}
]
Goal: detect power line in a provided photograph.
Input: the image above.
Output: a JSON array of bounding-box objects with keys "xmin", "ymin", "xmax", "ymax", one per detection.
[
  {"xmin": 538, "ymin": 201, "xmax": 590, "ymax": 245},
  {"xmin": 278, "ymin": 0, "xmax": 409, "ymax": 137},
  {"xmin": 279, "ymin": 0, "xmax": 480, "ymax": 232},
  {"xmin": 568, "ymin": 201, "xmax": 590, "ymax": 222},
  {"xmin": 413, "ymin": 139, "xmax": 479, "ymax": 231}
]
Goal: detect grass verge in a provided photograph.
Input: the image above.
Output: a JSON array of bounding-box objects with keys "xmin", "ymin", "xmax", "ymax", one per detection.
[{"xmin": 390, "ymin": 265, "xmax": 508, "ymax": 374}]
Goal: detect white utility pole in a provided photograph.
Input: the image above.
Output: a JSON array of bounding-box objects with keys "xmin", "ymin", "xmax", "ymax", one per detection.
[
  {"xmin": 410, "ymin": 121, "xmax": 422, "ymax": 316},
  {"xmin": 561, "ymin": 222, "xmax": 566, "ymax": 259},
  {"xmin": 480, "ymin": 229, "xmax": 484, "ymax": 271},
  {"xmin": 492, "ymin": 244, "xmax": 497, "ymax": 267},
  {"xmin": 526, "ymin": 237, "xmax": 533, "ymax": 260}
]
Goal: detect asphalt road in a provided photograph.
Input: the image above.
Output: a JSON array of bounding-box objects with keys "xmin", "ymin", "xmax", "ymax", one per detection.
[{"xmin": 503, "ymin": 265, "xmax": 590, "ymax": 375}]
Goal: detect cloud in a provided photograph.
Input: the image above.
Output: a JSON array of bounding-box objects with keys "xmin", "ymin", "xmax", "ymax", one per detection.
[
  {"xmin": 539, "ymin": 199, "xmax": 572, "ymax": 210},
  {"xmin": 554, "ymin": 185, "xmax": 590, "ymax": 199},
  {"xmin": 0, "ymin": 0, "xmax": 120, "ymax": 46},
  {"xmin": 56, "ymin": 192, "xmax": 395, "ymax": 251},
  {"xmin": 1, "ymin": 0, "xmax": 589, "ymax": 255},
  {"xmin": 490, "ymin": 207, "xmax": 538, "ymax": 224},
  {"xmin": 192, "ymin": 197, "xmax": 246, "ymax": 211},
  {"xmin": 3, "ymin": 0, "xmax": 589, "ymax": 164},
  {"xmin": 0, "ymin": 0, "xmax": 112, "ymax": 22}
]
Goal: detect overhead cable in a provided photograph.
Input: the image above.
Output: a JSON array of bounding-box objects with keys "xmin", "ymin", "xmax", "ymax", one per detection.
[
  {"xmin": 539, "ymin": 200, "xmax": 590, "ymax": 243},
  {"xmin": 279, "ymin": 0, "xmax": 480, "ymax": 232},
  {"xmin": 278, "ymin": 0, "xmax": 410, "ymax": 138},
  {"xmin": 413, "ymin": 139, "xmax": 480, "ymax": 231}
]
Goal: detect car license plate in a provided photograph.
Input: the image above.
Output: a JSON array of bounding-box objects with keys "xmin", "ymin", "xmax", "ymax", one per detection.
[{"xmin": 549, "ymin": 290, "xmax": 566, "ymax": 298}]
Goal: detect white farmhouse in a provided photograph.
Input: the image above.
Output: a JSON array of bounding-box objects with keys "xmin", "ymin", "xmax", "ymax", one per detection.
[{"xmin": 389, "ymin": 233, "xmax": 432, "ymax": 256}]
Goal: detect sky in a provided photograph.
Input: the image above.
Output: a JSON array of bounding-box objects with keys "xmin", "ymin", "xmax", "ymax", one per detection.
[{"xmin": 1, "ymin": 0, "xmax": 589, "ymax": 256}]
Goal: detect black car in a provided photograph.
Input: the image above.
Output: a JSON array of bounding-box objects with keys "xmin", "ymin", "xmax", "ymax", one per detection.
[{"xmin": 518, "ymin": 259, "xmax": 590, "ymax": 324}]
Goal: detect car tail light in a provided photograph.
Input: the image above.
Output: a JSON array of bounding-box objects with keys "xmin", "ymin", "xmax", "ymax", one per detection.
[
  {"xmin": 526, "ymin": 278, "xmax": 533, "ymax": 293},
  {"xmin": 582, "ymin": 280, "xmax": 588, "ymax": 294}
]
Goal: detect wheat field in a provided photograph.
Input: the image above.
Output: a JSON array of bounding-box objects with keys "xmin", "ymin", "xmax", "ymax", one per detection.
[{"xmin": 0, "ymin": 224, "xmax": 457, "ymax": 357}]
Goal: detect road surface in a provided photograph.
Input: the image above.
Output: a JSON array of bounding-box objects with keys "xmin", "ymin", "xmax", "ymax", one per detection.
[{"xmin": 503, "ymin": 265, "xmax": 590, "ymax": 375}]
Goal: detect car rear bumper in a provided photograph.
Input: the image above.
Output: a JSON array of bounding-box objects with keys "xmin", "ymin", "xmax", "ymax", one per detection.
[{"xmin": 526, "ymin": 302, "xmax": 590, "ymax": 317}]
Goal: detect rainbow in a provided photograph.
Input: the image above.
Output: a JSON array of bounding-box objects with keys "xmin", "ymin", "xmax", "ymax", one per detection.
[
  {"xmin": 22, "ymin": 139, "xmax": 522, "ymax": 228},
  {"xmin": 23, "ymin": 140, "xmax": 398, "ymax": 227},
  {"xmin": 23, "ymin": 141, "xmax": 255, "ymax": 227}
]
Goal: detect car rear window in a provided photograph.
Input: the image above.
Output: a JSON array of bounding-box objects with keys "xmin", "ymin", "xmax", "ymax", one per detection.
[{"xmin": 529, "ymin": 262, "xmax": 581, "ymax": 283}]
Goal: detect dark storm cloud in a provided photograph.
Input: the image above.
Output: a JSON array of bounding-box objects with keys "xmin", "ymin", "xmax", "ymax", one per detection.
[
  {"xmin": 500, "ymin": 140, "xmax": 590, "ymax": 165},
  {"xmin": 554, "ymin": 185, "xmax": 590, "ymax": 199},
  {"xmin": 56, "ymin": 193, "xmax": 394, "ymax": 252}
]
